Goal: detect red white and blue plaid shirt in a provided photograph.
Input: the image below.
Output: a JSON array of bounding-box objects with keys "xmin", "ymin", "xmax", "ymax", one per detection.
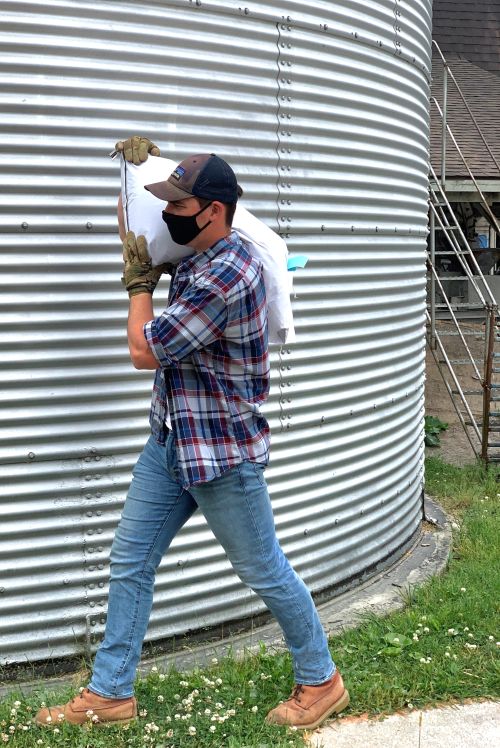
[{"xmin": 144, "ymin": 232, "xmax": 270, "ymax": 487}]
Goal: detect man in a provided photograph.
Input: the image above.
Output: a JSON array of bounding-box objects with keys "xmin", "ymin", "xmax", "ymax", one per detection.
[{"xmin": 35, "ymin": 136, "xmax": 349, "ymax": 731}]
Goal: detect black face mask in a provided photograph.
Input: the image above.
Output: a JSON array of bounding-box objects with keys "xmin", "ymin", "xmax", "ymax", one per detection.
[{"xmin": 162, "ymin": 202, "xmax": 213, "ymax": 246}]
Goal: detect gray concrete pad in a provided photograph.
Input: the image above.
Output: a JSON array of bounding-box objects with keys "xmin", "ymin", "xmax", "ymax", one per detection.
[{"xmin": 309, "ymin": 701, "xmax": 500, "ymax": 748}]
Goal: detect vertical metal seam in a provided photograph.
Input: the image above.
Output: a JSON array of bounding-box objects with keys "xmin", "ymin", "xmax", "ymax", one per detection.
[{"xmin": 275, "ymin": 19, "xmax": 282, "ymax": 237}]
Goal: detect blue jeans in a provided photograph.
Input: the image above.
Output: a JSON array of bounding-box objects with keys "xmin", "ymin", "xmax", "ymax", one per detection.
[{"xmin": 88, "ymin": 433, "xmax": 335, "ymax": 698}]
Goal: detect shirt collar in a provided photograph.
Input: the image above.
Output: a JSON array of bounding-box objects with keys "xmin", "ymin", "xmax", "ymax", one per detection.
[{"xmin": 177, "ymin": 232, "xmax": 238, "ymax": 275}]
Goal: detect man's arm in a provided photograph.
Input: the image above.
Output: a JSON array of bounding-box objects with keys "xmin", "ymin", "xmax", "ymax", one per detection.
[{"xmin": 128, "ymin": 293, "xmax": 159, "ymax": 370}]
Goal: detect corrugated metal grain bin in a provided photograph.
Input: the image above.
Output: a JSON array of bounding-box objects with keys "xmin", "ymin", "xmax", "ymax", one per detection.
[{"xmin": 0, "ymin": 0, "xmax": 431, "ymax": 666}]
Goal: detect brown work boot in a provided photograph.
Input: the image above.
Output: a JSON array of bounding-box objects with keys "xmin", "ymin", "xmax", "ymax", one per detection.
[
  {"xmin": 34, "ymin": 687, "xmax": 137, "ymax": 727},
  {"xmin": 265, "ymin": 670, "xmax": 349, "ymax": 730}
]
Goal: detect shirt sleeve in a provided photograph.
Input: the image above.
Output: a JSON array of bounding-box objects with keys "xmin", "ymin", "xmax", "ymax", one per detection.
[{"xmin": 143, "ymin": 280, "xmax": 228, "ymax": 367}]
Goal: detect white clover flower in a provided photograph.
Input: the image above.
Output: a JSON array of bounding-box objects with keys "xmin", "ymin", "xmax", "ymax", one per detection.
[
  {"xmin": 45, "ymin": 716, "xmax": 52, "ymax": 723},
  {"xmin": 468, "ymin": 633, "xmax": 474, "ymax": 639},
  {"xmin": 465, "ymin": 643, "xmax": 477, "ymax": 650},
  {"xmin": 37, "ymin": 741, "xmax": 43, "ymax": 746},
  {"xmin": 251, "ymin": 705, "xmax": 258, "ymax": 713},
  {"xmin": 452, "ymin": 654, "xmax": 458, "ymax": 659},
  {"xmin": 393, "ymin": 637, "xmax": 400, "ymax": 643},
  {"xmin": 57, "ymin": 713, "xmax": 65, "ymax": 722},
  {"xmin": 79, "ymin": 687, "xmax": 85, "ymax": 693},
  {"xmin": 181, "ymin": 714, "xmax": 188, "ymax": 721},
  {"xmin": 9, "ymin": 710, "xmax": 16, "ymax": 717},
  {"xmin": 151, "ymin": 665, "xmax": 158, "ymax": 673},
  {"xmin": 210, "ymin": 725, "xmax": 216, "ymax": 732},
  {"xmin": 174, "ymin": 714, "xmax": 180, "ymax": 720},
  {"xmin": 92, "ymin": 715, "xmax": 99, "ymax": 723},
  {"xmin": 188, "ymin": 725, "xmax": 196, "ymax": 735},
  {"xmin": 423, "ymin": 627, "xmax": 430, "ymax": 633},
  {"xmin": 408, "ymin": 703, "xmax": 414, "ymax": 709},
  {"xmin": 139, "ymin": 709, "xmax": 148, "ymax": 717},
  {"xmin": 248, "ymin": 680, "xmax": 254, "ymax": 686},
  {"xmin": 159, "ymin": 674, "xmax": 165, "ymax": 681},
  {"xmin": 445, "ymin": 651, "xmax": 450, "ymax": 657},
  {"xmin": 53, "ymin": 728, "xmax": 60, "ymax": 734},
  {"xmin": 420, "ymin": 616, "xmax": 427, "ymax": 621},
  {"xmin": 211, "ymin": 658, "xmax": 218, "ymax": 664},
  {"xmin": 157, "ymin": 695, "xmax": 164, "ymax": 703},
  {"xmin": 179, "ymin": 680, "xmax": 189, "ymax": 687},
  {"xmin": 215, "ymin": 678, "xmax": 222, "ymax": 685},
  {"xmin": 488, "ymin": 636, "xmax": 494, "ymax": 641},
  {"xmin": 464, "ymin": 626, "xmax": 470, "ymax": 632},
  {"xmin": 22, "ymin": 726, "xmax": 28, "ymax": 732},
  {"xmin": 413, "ymin": 634, "xmax": 419, "ymax": 642},
  {"xmin": 13, "ymin": 703, "xmax": 21, "ymax": 710},
  {"xmin": 8, "ymin": 727, "xmax": 15, "ymax": 734},
  {"xmin": 419, "ymin": 658, "xmax": 427, "ymax": 664},
  {"xmin": 166, "ymin": 729, "xmax": 174, "ymax": 738},
  {"xmin": 204, "ymin": 708, "xmax": 211, "ymax": 716}
]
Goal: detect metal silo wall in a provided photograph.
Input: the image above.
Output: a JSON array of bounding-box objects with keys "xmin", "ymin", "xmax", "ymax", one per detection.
[{"xmin": 0, "ymin": 0, "xmax": 431, "ymax": 665}]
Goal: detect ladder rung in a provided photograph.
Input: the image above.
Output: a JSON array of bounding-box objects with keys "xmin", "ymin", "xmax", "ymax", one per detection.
[
  {"xmin": 451, "ymin": 389, "xmax": 482, "ymax": 395},
  {"xmin": 437, "ymin": 359, "xmax": 482, "ymax": 365},
  {"xmin": 432, "ymin": 249, "xmax": 470, "ymax": 254},
  {"xmin": 434, "ymin": 303, "xmax": 486, "ymax": 308},
  {"xmin": 433, "ymin": 331, "xmax": 485, "ymax": 337}
]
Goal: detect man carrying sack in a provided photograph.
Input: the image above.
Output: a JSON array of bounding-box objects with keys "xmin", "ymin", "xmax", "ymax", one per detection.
[{"xmin": 35, "ymin": 136, "xmax": 349, "ymax": 731}]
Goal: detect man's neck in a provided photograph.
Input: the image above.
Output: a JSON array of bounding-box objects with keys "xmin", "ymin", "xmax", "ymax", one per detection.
[{"xmin": 191, "ymin": 228, "xmax": 232, "ymax": 255}]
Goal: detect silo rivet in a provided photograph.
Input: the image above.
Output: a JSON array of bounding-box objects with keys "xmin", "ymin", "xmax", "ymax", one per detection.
[
  {"xmin": 28, "ymin": 452, "xmax": 35, "ymax": 460},
  {"xmin": 86, "ymin": 222, "xmax": 92, "ymax": 230},
  {"xmin": 0, "ymin": 588, "xmax": 4, "ymax": 593},
  {"xmin": 63, "ymin": 579, "xmax": 69, "ymax": 584},
  {"xmin": 304, "ymin": 529, "xmax": 309, "ymax": 535},
  {"xmin": 22, "ymin": 222, "xmax": 28, "ymax": 230}
]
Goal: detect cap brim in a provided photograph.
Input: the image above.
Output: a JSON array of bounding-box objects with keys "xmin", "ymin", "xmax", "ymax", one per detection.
[{"xmin": 144, "ymin": 180, "xmax": 194, "ymax": 202}]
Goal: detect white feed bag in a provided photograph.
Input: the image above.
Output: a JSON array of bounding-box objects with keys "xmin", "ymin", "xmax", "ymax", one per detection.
[{"xmin": 120, "ymin": 156, "xmax": 295, "ymax": 344}]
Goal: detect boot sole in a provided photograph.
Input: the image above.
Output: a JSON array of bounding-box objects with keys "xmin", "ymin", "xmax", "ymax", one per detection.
[
  {"xmin": 293, "ymin": 688, "xmax": 350, "ymax": 730},
  {"xmin": 34, "ymin": 716, "xmax": 137, "ymax": 729}
]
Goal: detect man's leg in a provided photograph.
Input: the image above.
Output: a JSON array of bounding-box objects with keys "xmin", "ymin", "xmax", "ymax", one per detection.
[
  {"xmin": 188, "ymin": 460, "xmax": 334, "ymax": 684},
  {"xmin": 188, "ymin": 460, "xmax": 349, "ymax": 729},
  {"xmin": 89, "ymin": 434, "xmax": 196, "ymax": 698},
  {"xmin": 35, "ymin": 433, "xmax": 196, "ymax": 727}
]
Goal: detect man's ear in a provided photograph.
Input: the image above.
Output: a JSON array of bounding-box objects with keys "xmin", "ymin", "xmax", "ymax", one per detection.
[{"xmin": 212, "ymin": 201, "xmax": 226, "ymax": 220}]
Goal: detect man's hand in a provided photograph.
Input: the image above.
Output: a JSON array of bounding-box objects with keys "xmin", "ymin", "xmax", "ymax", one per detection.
[
  {"xmin": 115, "ymin": 135, "xmax": 160, "ymax": 164},
  {"xmin": 122, "ymin": 231, "xmax": 167, "ymax": 297}
]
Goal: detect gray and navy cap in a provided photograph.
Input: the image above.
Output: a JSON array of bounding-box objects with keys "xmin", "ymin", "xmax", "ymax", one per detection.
[{"xmin": 145, "ymin": 153, "xmax": 239, "ymax": 203}]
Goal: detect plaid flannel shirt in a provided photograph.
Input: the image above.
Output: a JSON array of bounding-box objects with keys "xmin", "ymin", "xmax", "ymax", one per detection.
[{"xmin": 144, "ymin": 231, "xmax": 270, "ymax": 487}]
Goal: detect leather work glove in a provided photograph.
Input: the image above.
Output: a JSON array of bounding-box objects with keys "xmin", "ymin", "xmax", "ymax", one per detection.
[
  {"xmin": 121, "ymin": 231, "xmax": 168, "ymax": 296},
  {"xmin": 115, "ymin": 135, "xmax": 161, "ymax": 164}
]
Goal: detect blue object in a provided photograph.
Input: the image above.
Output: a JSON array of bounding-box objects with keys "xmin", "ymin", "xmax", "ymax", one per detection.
[{"xmin": 287, "ymin": 255, "xmax": 309, "ymax": 271}]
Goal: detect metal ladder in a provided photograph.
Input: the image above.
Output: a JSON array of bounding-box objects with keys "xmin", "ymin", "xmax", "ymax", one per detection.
[{"xmin": 427, "ymin": 42, "xmax": 500, "ymax": 464}]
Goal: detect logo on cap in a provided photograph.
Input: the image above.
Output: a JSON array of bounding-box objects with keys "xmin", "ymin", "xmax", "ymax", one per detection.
[{"xmin": 171, "ymin": 166, "xmax": 186, "ymax": 181}]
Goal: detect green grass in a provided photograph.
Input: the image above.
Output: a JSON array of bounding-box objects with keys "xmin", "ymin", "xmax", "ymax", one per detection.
[{"xmin": 1, "ymin": 456, "xmax": 499, "ymax": 747}]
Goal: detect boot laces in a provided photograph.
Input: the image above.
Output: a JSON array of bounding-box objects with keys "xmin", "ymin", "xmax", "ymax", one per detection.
[{"xmin": 292, "ymin": 684, "xmax": 304, "ymax": 704}]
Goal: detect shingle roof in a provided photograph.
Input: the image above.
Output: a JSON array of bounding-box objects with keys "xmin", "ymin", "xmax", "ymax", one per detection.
[
  {"xmin": 430, "ymin": 1, "xmax": 500, "ymax": 180},
  {"xmin": 432, "ymin": 0, "xmax": 500, "ymax": 75}
]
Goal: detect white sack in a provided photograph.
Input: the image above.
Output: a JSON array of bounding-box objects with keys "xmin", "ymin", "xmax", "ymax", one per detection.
[{"xmin": 120, "ymin": 155, "xmax": 295, "ymax": 344}]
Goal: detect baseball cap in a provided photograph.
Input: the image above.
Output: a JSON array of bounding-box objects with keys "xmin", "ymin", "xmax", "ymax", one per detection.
[{"xmin": 145, "ymin": 153, "xmax": 239, "ymax": 203}]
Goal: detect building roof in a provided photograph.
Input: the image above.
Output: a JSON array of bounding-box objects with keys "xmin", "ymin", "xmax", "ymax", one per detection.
[{"xmin": 430, "ymin": 1, "xmax": 500, "ymax": 180}]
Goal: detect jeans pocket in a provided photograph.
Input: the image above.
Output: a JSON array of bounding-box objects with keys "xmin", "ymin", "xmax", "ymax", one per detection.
[{"xmin": 249, "ymin": 461, "xmax": 267, "ymax": 487}]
